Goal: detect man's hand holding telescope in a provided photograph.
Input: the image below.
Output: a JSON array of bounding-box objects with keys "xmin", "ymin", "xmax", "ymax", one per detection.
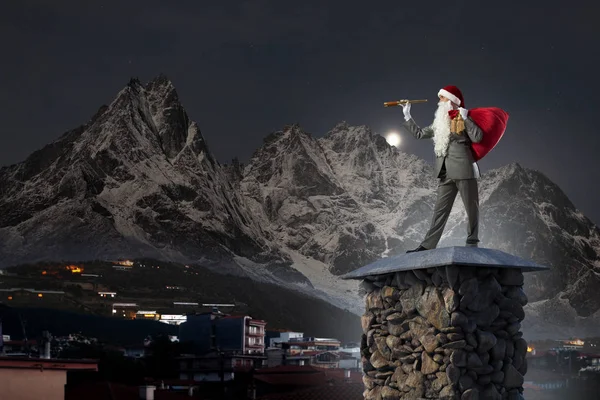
[{"xmin": 383, "ymin": 99, "xmax": 428, "ymax": 121}]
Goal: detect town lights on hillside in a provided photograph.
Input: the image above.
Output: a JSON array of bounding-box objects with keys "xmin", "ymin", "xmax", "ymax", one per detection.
[
  {"xmin": 116, "ymin": 260, "xmax": 134, "ymax": 266},
  {"xmin": 565, "ymin": 339, "xmax": 585, "ymax": 346},
  {"xmin": 65, "ymin": 265, "xmax": 83, "ymax": 273}
]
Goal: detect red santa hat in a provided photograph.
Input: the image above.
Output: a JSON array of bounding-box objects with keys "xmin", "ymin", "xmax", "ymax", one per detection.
[{"xmin": 438, "ymin": 85, "xmax": 464, "ymax": 107}]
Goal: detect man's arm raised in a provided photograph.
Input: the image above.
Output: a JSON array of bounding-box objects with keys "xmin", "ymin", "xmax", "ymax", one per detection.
[
  {"xmin": 403, "ymin": 119, "xmax": 434, "ymax": 139},
  {"xmin": 401, "ymin": 102, "xmax": 434, "ymax": 139}
]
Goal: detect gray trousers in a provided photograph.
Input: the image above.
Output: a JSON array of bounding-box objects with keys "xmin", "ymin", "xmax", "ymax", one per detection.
[{"xmin": 421, "ymin": 171, "xmax": 479, "ymax": 249}]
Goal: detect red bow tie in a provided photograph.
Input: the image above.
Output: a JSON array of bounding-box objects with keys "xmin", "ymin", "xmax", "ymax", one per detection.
[{"xmin": 448, "ymin": 110, "xmax": 459, "ymax": 119}]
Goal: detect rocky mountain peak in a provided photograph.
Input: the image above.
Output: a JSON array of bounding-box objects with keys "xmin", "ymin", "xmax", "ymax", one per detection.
[
  {"xmin": 65, "ymin": 75, "xmax": 205, "ymax": 168},
  {"xmin": 480, "ymin": 163, "xmax": 577, "ymax": 214},
  {"xmin": 146, "ymin": 73, "xmax": 173, "ymax": 90},
  {"xmin": 245, "ymin": 123, "xmax": 343, "ymax": 199},
  {"xmin": 259, "ymin": 123, "xmax": 313, "ymax": 147},
  {"xmin": 322, "ymin": 122, "xmax": 388, "ymax": 157},
  {"xmin": 0, "ymin": 103, "xmax": 109, "ymax": 187},
  {"xmin": 145, "ymin": 74, "xmax": 178, "ymax": 114}
]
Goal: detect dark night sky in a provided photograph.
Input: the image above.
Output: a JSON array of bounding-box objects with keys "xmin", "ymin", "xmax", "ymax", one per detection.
[{"xmin": 2, "ymin": 1, "xmax": 599, "ymax": 224}]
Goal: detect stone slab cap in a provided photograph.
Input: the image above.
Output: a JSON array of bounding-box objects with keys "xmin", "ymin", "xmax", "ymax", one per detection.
[{"xmin": 341, "ymin": 246, "xmax": 550, "ymax": 280}]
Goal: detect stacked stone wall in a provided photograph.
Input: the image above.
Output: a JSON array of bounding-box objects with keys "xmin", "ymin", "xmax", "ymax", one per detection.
[{"xmin": 359, "ymin": 266, "xmax": 528, "ymax": 400}]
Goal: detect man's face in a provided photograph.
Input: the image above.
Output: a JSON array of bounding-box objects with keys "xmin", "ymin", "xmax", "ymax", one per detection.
[{"xmin": 438, "ymin": 95, "xmax": 457, "ymax": 109}]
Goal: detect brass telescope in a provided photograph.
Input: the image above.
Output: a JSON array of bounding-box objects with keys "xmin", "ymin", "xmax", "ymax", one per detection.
[{"xmin": 384, "ymin": 99, "xmax": 428, "ymax": 107}]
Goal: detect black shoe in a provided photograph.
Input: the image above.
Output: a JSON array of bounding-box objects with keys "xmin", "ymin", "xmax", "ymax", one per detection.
[{"xmin": 406, "ymin": 245, "xmax": 427, "ymax": 253}]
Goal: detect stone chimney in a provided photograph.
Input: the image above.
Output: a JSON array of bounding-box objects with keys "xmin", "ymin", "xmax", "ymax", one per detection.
[{"xmin": 341, "ymin": 246, "xmax": 549, "ymax": 400}]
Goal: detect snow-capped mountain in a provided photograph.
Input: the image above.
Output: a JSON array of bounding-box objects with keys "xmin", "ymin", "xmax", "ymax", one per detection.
[
  {"xmin": 0, "ymin": 76, "xmax": 291, "ymax": 280},
  {"xmin": 1, "ymin": 76, "xmax": 599, "ymax": 338},
  {"xmin": 239, "ymin": 122, "xmax": 435, "ymax": 275}
]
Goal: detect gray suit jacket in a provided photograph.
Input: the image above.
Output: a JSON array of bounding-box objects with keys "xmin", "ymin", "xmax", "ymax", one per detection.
[{"xmin": 403, "ymin": 116, "xmax": 484, "ymax": 180}]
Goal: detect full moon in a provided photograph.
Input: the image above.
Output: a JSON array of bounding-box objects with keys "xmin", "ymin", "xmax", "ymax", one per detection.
[{"xmin": 385, "ymin": 131, "xmax": 401, "ymax": 147}]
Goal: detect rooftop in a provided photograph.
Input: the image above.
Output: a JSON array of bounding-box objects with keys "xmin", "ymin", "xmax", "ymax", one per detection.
[
  {"xmin": 287, "ymin": 351, "xmax": 340, "ymax": 357},
  {"xmin": 65, "ymin": 381, "xmax": 138, "ymax": 400},
  {"xmin": 256, "ymin": 365, "xmax": 324, "ymax": 374},
  {"xmin": 257, "ymin": 382, "xmax": 364, "ymax": 399},
  {"xmin": 254, "ymin": 365, "xmax": 362, "ymax": 387},
  {"xmin": 0, "ymin": 356, "xmax": 98, "ymax": 371},
  {"xmin": 341, "ymin": 246, "xmax": 550, "ymax": 280},
  {"xmin": 0, "ymin": 288, "xmax": 65, "ymax": 294}
]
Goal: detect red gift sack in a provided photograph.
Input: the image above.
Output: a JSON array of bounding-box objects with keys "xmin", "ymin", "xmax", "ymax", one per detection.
[{"xmin": 466, "ymin": 107, "xmax": 509, "ymax": 161}]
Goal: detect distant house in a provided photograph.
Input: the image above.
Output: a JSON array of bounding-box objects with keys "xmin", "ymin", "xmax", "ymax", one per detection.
[
  {"xmin": 178, "ymin": 312, "xmax": 267, "ymax": 382},
  {"xmin": 267, "ymin": 334, "xmax": 343, "ymax": 368},
  {"xmin": 158, "ymin": 314, "xmax": 187, "ymax": 326},
  {"xmin": 578, "ymin": 352, "xmax": 600, "ymax": 367},
  {"xmin": 286, "ymin": 337, "xmax": 341, "ymax": 355},
  {"xmin": 1, "ymin": 336, "xmax": 38, "ymax": 357},
  {"xmin": 135, "ymin": 310, "xmax": 160, "ymax": 321},
  {"xmin": 177, "ymin": 352, "xmax": 265, "ymax": 382},
  {"xmin": 269, "ymin": 331, "xmax": 303, "ymax": 348},
  {"xmin": 523, "ymin": 367, "xmax": 570, "ymax": 395},
  {"xmin": 0, "ymin": 356, "xmax": 98, "ymax": 400},
  {"xmin": 338, "ymin": 354, "xmax": 360, "ymax": 370},
  {"xmin": 285, "ymin": 350, "xmax": 340, "ymax": 368},
  {"xmin": 179, "ymin": 312, "xmax": 266, "ymax": 356},
  {"xmin": 111, "ymin": 303, "xmax": 138, "ymax": 319},
  {"xmin": 0, "ymin": 288, "xmax": 65, "ymax": 303}
]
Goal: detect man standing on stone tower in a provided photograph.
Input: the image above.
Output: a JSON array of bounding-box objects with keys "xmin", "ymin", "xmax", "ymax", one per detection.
[{"xmin": 401, "ymin": 85, "xmax": 484, "ymax": 252}]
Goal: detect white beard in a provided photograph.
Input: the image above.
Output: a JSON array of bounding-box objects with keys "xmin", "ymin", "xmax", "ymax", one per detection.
[{"xmin": 432, "ymin": 101, "xmax": 453, "ymax": 157}]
